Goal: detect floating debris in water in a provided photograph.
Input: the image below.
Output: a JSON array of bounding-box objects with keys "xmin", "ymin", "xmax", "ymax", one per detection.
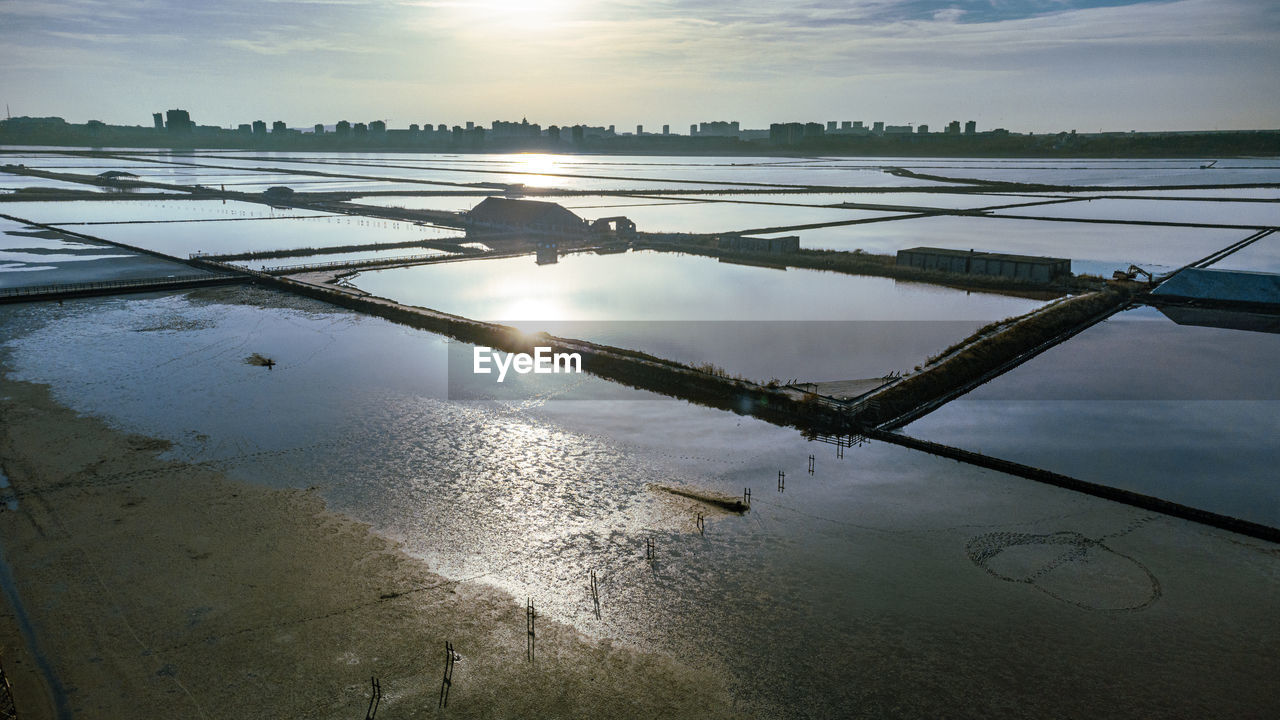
[{"xmin": 245, "ymin": 353, "xmax": 276, "ymax": 369}]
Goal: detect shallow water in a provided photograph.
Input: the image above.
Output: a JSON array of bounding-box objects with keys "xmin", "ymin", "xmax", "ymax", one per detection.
[
  {"xmin": 2, "ymin": 289, "xmax": 1276, "ymax": 719},
  {"xmin": 350, "ymin": 249, "xmax": 1044, "ymax": 380},
  {"xmin": 905, "ymin": 306, "xmax": 1280, "ymax": 525},
  {"xmin": 760, "ymin": 214, "xmax": 1248, "ymax": 275},
  {"xmin": 2, "ymin": 151, "xmax": 1279, "ymax": 717}
]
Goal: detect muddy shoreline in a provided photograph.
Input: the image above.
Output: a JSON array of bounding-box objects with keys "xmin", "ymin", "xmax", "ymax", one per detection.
[{"xmin": 0, "ymin": 376, "xmax": 737, "ymax": 719}]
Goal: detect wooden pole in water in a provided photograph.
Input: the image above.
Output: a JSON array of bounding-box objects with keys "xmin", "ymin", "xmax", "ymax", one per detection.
[
  {"xmin": 366, "ymin": 675, "xmax": 382, "ymax": 719},
  {"xmin": 778, "ymin": 471, "xmax": 785, "ymax": 492},
  {"xmin": 590, "ymin": 570, "xmax": 601, "ymax": 619},
  {"xmin": 526, "ymin": 599, "xmax": 536, "ymax": 662},
  {"xmin": 439, "ymin": 642, "xmax": 454, "ymax": 708}
]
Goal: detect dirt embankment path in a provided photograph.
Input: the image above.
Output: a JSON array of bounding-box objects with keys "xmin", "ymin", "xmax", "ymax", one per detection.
[{"xmin": 0, "ymin": 377, "xmax": 736, "ymax": 719}]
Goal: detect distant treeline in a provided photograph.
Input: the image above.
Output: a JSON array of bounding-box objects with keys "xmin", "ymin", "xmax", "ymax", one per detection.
[{"xmin": 2, "ymin": 118, "xmax": 1278, "ymax": 158}]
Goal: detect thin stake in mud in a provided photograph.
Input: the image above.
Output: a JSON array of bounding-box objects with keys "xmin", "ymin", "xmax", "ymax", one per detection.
[
  {"xmin": 0, "ymin": 656, "xmax": 18, "ymax": 720},
  {"xmin": 439, "ymin": 641, "xmax": 455, "ymax": 708},
  {"xmin": 743, "ymin": 487, "xmax": 751, "ymax": 507},
  {"xmin": 808, "ymin": 454, "xmax": 815, "ymax": 474},
  {"xmin": 778, "ymin": 470, "xmax": 785, "ymax": 493},
  {"xmin": 696, "ymin": 511, "xmax": 706, "ymax": 535},
  {"xmin": 365, "ymin": 675, "xmax": 381, "ymax": 719},
  {"xmin": 645, "ymin": 536, "xmax": 656, "ymax": 562},
  {"xmin": 526, "ymin": 598, "xmax": 536, "ymax": 662},
  {"xmin": 589, "ymin": 570, "xmax": 601, "ymax": 619}
]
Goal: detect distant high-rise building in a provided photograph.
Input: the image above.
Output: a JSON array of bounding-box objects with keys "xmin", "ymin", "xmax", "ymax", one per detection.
[
  {"xmin": 237, "ymin": 123, "xmax": 252, "ymax": 134},
  {"xmin": 252, "ymin": 120, "xmax": 267, "ymax": 135},
  {"xmin": 696, "ymin": 121, "xmax": 739, "ymax": 137},
  {"xmin": 547, "ymin": 125, "xmax": 560, "ymax": 142},
  {"xmin": 490, "ymin": 118, "xmax": 539, "ymax": 138},
  {"xmin": 152, "ymin": 112, "xmax": 163, "ymax": 130},
  {"xmin": 437, "ymin": 124, "xmax": 447, "ymax": 133},
  {"xmin": 409, "ymin": 123, "xmax": 419, "ymax": 132},
  {"xmin": 369, "ymin": 120, "xmax": 386, "ymax": 133},
  {"xmin": 945, "ymin": 120, "xmax": 960, "ymax": 135},
  {"xmin": 572, "ymin": 125, "xmax": 585, "ymax": 143},
  {"xmin": 917, "ymin": 124, "xmax": 929, "ymax": 134},
  {"xmin": 964, "ymin": 120, "xmax": 977, "ymax": 135},
  {"xmin": 353, "ymin": 122, "xmax": 368, "ymax": 135},
  {"xmin": 465, "ymin": 121, "xmax": 474, "ymax": 131},
  {"xmin": 827, "ymin": 121, "xmax": 836, "ymax": 132},
  {"xmin": 690, "ymin": 124, "xmax": 697, "ymax": 135},
  {"xmin": 335, "ymin": 120, "xmax": 351, "ymax": 136},
  {"xmin": 165, "ymin": 109, "xmax": 194, "ymax": 133},
  {"xmin": 662, "ymin": 124, "xmax": 670, "ymax": 135},
  {"xmin": 314, "ymin": 123, "xmax": 325, "ymax": 134},
  {"xmin": 841, "ymin": 121, "xmax": 852, "ymax": 130},
  {"xmin": 636, "ymin": 124, "xmax": 643, "ymax": 135},
  {"xmin": 769, "ymin": 122, "xmax": 805, "ymax": 145},
  {"xmin": 272, "ymin": 120, "xmax": 287, "ymax": 134},
  {"xmin": 872, "ymin": 121, "xmax": 884, "ymax": 134},
  {"xmin": 803, "ymin": 122, "xmax": 825, "ymax": 139}
]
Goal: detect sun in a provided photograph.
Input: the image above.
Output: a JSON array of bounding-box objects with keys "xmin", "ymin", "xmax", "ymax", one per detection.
[{"xmin": 454, "ymin": 0, "xmax": 575, "ymax": 27}]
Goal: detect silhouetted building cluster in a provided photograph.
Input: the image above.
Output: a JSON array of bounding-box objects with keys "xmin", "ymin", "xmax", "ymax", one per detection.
[{"xmin": 2, "ymin": 109, "xmax": 1276, "ymax": 157}]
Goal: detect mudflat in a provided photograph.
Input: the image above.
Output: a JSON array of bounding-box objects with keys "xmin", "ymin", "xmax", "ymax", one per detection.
[{"xmin": 0, "ymin": 377, "xmax": 735, "ymax": 719}]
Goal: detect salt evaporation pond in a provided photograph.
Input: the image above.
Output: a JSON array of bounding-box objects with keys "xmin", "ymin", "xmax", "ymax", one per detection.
[
  {"xmin": 1205, "ymin": 235, "xmax": 1280, "ymax": 273},
  {"xmin": 1, "ymin": 210, "xmax": 459, "ymax": 258},
  {"xmin": 905, "ymin": 305, "xmax": 1280, "ymax": 527},
  {"xmin": 0, "ymin": 216, "xmax": 210, "ymax": 287},
  {"xmin": 351, "ymin": 248, "xmax": 1044, "ymax": 381},
  {"xmin": 0, "ymin": 198, "xmax": 330, "ymax": 225},
  {"xmin": 993, "ymin": 197, "xmax": 1280, "ymax": 227},
  {"xmin": 761, "ymin": 214, "xmax": 1249, "ymax": 275},
  {"xmin": 1, "ymin": 287, "xmax": 1274, "ymax": 719},
  {"xmin": 232, "ymin": 246, "xmax": 457, "ymax": 271}
]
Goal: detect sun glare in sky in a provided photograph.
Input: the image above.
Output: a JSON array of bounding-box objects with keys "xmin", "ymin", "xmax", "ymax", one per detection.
[{"xmin": 446, "ymin": 0, "xmax": 576, "ymax": 30}]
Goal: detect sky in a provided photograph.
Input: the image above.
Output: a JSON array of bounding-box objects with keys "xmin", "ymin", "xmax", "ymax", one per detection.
[{"xmin": 1, "ymin": 0, "xmax": 1277, "ymax": 133}]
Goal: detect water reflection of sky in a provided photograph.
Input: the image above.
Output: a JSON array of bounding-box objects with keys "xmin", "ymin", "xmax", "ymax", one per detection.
[
  {"xmin": 3, "ymin": 289, "xmax": 1275, "ymax": 719},
  {"xmin": 906, "ymin": 306, "xmax": 1280, "ymax": 526},
  {"xmin": 353, "ymin": 250, "xmax": 1044, "ymax": 380},
  {"xmin": 762, "ymin": 214, "xmax": 1247, "ymax": 275}
]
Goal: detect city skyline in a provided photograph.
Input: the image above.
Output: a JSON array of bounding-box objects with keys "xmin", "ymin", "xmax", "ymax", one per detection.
[{"xmin": 2, "ymin": 0, "xmax": 1278, "ymax": 134}]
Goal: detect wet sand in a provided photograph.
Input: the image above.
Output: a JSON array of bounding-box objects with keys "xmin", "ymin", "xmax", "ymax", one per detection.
[{"xmin": 0, "ymin": 377, "xmax": 736, "ymax": 719}]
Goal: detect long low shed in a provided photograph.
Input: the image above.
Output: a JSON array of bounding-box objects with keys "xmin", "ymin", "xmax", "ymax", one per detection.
[{"xmin": 896, "ymin": 247, "xmax": 1071, "ymax": 283}]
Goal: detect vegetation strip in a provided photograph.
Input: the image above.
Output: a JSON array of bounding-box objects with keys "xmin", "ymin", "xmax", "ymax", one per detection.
[
  {"xmin": 860, "ymin": 289, "xmax": 1132, "ymax": 427},
  {"xmin": 638, "ymin": 242, "xmax": 1081, "ymax": 298}
]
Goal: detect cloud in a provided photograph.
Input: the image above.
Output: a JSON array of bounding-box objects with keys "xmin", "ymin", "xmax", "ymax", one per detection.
[{"xmin": 2, "ymin": 0, "xmax": 1276, "ymax": 131}]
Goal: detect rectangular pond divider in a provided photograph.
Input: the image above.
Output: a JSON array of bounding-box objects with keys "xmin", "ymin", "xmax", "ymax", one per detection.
[{"xmin": 439, "ymin": 642, "xmax": 455, "ymax": 709}]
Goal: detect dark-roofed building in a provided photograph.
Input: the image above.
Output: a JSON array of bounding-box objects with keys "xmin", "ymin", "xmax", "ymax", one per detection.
[
  {"xmin": 896, "ymin": 247, "xmax": 1070, "ymax": 283},
  {"xmin": 466, "ymin": 197, "xmax": 587, "ymax": 236},
  {"xmin": 719, "ymin": 235, "xmax": 799, "ymax": 254}
]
